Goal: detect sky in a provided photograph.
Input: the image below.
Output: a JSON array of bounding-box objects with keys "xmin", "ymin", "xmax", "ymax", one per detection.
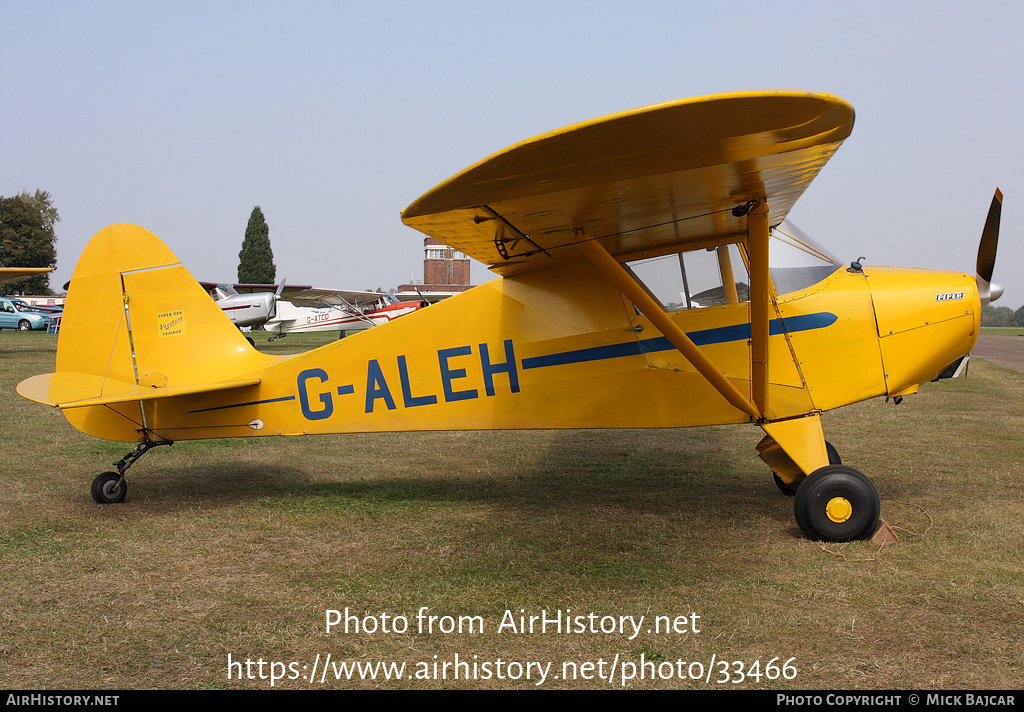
[{"xmin": 3, "ymin": 1, "xmax": 1022, "ymax": 308}]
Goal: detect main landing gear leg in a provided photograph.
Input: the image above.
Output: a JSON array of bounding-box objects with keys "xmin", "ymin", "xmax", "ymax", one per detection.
[
  {"xmin": 90, "ymin": 439, "xmax": 172, "ymax": 504},
  {"xmin": 757, "ymin": 414, "xmax": 880, "ymax": 541}
]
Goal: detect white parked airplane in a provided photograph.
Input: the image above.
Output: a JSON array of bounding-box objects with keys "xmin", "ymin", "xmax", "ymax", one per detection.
[
  {"xmin": 200, "ymin": 282, "xmax": 427, "ymax": 338},
  {"xmin": 265, "ymin": 290, "xmax": 427, "ymax": 339},
  {"xmin": 201, "ymin": 282, "xmax": 289, "ymax": 328}
]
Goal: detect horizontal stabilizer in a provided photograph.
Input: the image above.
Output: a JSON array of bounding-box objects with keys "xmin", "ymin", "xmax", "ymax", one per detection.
[{"xmin": 17, "ymin": 372, "xmax": 261, "ymax": 409}]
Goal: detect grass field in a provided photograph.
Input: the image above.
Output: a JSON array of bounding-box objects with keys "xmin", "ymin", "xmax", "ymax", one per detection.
[{"xmin": 1, "ymin": 330, "xmax": 1021, "ymax": 689}]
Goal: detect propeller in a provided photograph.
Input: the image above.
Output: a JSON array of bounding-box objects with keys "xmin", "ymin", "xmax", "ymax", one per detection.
[
  {"xmin": 267, "ymin": 277, "xmax": 287, "ymax": 321},
  {"xmin": 977, "ymin": 189, "xmax": 1003, "ymax": 305}
]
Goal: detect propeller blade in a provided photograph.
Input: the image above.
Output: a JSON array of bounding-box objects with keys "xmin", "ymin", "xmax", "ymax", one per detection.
[
  {"xmin": 275, "ymin": 277, "xmax": 288, "ymax": 300},
  {"xmin": 977, "ymin": 189, "xmax": 1001, "ymax": 283},
  {"xmin": 976, "ymin": 189, "xmax": 1002, "ymax": 305}
]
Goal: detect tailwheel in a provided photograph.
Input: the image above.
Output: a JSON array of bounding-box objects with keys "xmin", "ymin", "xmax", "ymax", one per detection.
[
  {"xmin": 91, "ymin": 471, "xmax": 127, "ymax": 504},
  {"xmin": 794, "ymin": 465, "xmax": 880, "ymax": 541},
  {"xmin": 773, "ymin": 441, "xmax": 841, "ymax": 496},
  {"xmin": 89, "ymin": 439, "xmax": 172, "ymax": 504}
]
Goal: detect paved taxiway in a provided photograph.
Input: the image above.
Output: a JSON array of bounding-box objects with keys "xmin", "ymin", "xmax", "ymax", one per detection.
[{"xmin": 972, "ymin": 334, "xmax": 1024, "ymax": 373}]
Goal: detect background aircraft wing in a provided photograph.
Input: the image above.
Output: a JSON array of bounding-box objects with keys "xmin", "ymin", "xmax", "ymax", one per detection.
[
  {"xmin": 0, "ymin": 267, "xmax": 54, "ymax": 286},
  {"xmin": 198, "ymin": 282, "xmax": 313, "ymax": 297},
  {"xmin": 401, "ymin": 91, "xmax": 854, "ymax": 277},
  {"xmin": 280, "ymin": 288, "xmax": 391, "ymax": 307},
  {"xmin": 197, "ymin": 283, "xmax": 383, "ymax": 307}
]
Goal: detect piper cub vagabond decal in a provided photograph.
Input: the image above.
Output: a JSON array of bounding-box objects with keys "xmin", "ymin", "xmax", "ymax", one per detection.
[{"xmin": 18, "ymin": 91, "xmax": 1003, "ymax": 542}]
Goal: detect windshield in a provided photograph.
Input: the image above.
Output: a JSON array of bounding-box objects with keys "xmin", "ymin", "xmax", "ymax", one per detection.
[{"xmin": 769, "ymin": 220, "xmax": 842, "ymax": 296}]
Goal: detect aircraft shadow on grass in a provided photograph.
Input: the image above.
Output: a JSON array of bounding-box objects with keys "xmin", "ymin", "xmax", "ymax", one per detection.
[{"xmin": 112, "ymin": 427, "xmax": 804, "ymax": 540}]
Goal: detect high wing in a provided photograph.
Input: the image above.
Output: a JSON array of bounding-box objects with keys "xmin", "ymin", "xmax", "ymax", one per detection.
[
  {"xmin": 281, "ymin": 288, "xmax": 395, "ymax": 308},
  {"xmin": 199, "ymin": 282, "xmax": 388, "ymax": 307},
  {"xmin": 198, "ymin": 282, "xmax": 312, "ymax": 298},
  {"xmin": 401, "ymin": 91, "xmax": 854, "ymax": 276},
  {"xmin": 0, "ymin": 267, "xmax": 54, "ymax": 286}
]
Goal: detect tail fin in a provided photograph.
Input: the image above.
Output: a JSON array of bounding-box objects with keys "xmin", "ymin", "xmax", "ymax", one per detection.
[{"xmin": 18, "ymin": 224, "xmax": 274, "ymax": 439}]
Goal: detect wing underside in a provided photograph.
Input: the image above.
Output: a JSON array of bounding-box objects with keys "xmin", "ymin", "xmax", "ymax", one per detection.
[{"xmin": 401, "ymin": 91, "xmax": 854, "ymax": 276}]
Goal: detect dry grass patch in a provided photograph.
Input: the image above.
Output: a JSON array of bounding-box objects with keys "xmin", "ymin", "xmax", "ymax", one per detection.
[{"xmin": 1, "ymin": 332, "xmax": 1021, "ymax": 688}]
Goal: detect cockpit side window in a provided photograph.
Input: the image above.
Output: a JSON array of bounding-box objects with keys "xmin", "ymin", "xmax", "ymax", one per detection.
[
  {"xmin": 625, "ymin": 242, "xmax": 750, "ymax": 311},
  {"xmin": 624, "ymin": 220, "xmax": 840, "ymax": 309}
]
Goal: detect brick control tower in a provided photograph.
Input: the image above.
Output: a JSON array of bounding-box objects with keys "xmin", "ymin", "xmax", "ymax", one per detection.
[{"xmin": 397, "ymin": 237, "xmax": 474, "ymax": 301}]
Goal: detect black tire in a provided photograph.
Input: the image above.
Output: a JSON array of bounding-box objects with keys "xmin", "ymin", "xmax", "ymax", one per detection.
[
  {"xmin": 17, "ymin": 320, "xmax": 30, "ymax": 331},
  {"xmin": 794, "ymin": 465, "xmax": 880, "ymax": 541},
  {"xmin": 773, "ymin": 441, "xmax": 841, "ymax": 496},
  {"xmin": 91, "ymin": 471, "xmax": 127, "ymax": 504}
]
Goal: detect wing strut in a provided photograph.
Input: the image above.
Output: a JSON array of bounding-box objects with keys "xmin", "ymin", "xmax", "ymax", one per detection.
[
  {"xmin": 747, "ymin": 200, "xmax": 771, "ymax": 417},
  {"xmin": 573, "ymin": 230, "xmax": 761, "ymax": 421}
]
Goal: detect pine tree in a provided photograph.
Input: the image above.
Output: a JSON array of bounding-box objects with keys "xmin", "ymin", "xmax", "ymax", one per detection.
[{"xmin": 237, "ymin": 206, "xmax": 276, "ymax": 284}]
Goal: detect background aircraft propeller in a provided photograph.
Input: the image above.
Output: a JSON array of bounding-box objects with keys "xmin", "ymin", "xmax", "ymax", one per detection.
[{"xmin": 268, "ymin": 277, "xmax": 287, "ymax": 320}]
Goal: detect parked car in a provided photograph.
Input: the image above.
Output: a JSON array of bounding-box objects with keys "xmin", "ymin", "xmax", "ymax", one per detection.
[
  {"xmin": 0, "ymin": 297, "xmax": 52, "ymax": 331},
  {"xmin": 12, "ymin": 298, "xmax": 62, "ymax": 314}
]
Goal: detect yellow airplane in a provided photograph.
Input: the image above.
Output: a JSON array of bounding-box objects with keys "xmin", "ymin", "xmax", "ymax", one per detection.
[{"xmin": 17, "ymin": 91, "xmax": 1002, "ymax": 542}]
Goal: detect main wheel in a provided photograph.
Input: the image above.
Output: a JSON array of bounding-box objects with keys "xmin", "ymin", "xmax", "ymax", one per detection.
[
  {"xmin": 91, "ymin": 471, "xmax": 127, "ymax": 504},
  {"xmin": 773, "ymin": 441, "xmax": 841, "ymax": 496},
  {"xmin": 794, "ymin": 465, "xmax": 880, "ymax": 541},
  {"xmin": 18, "ymin": 320, "xmax": 30, "ymax": 331}
]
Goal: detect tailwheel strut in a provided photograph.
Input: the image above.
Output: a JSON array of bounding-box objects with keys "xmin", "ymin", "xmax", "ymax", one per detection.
[{"xmin": 91, "ymin": 439, "xmax": 172, "ymax": 504}]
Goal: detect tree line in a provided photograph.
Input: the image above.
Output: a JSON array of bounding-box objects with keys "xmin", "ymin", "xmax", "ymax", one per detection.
[
  {"xmin": 1, "ymin": 195, "xmax": 278, "ymax": 296},
  {"xmin": 981, "ymin": 304, "xmax": 1024, "ymax": 328},
  {"xmin": 0, "ymin": 190, "xmax": 58, "ymax": 295}
]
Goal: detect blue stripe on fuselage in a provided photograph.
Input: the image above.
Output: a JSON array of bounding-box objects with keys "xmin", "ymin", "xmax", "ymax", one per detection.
[
  {"xmin": 184, "ymin": 312, "xmax": 836, "ymax": 416},
  {"xmin": 521, "ymin": 312, "xmax": 837, "ymax": 370},
  {"xmin": 188, "ymin": 395, "xmax": 295, "ymax": 414}
]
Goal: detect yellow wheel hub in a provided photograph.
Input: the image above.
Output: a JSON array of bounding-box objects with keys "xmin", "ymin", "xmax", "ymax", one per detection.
[{"xmin": 826, "ymin": 496, "xmax": 853, "ymax": 523}]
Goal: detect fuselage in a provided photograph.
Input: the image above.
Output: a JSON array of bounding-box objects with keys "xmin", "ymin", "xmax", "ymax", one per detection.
[
  {"xmin": 264, "ymin": 297, "xmax": 425, "ymax": 334},
  {"xmin": 56, "ymin": 248, "xmax": 979, "ymax": 444},
  {"xmin": 213, "ymin": 291, "xmax": 276, "ymax": 328}
]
